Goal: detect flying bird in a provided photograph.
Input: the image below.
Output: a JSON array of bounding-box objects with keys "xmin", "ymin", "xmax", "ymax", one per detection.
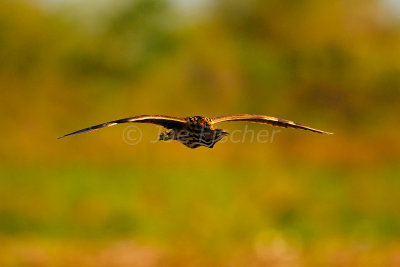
[{"xmin": 58, "ymin": 114, "xmax": 332, "ymax": 148}]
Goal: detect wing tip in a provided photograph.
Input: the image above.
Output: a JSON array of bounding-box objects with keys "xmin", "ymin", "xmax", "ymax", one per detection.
[
  {"xmin": 58, "ymin": 131, "xmax": 81, "ymax": 139},
  {"xmin": 294, "ymin": 123, "xmax": 333, "ymax": 135},
  {"xmin": 315, "ymin": 130, "xmax": 334, "ymax": 135},
  {"xmin": 57, "ymin": 134, "xmax": 71, "ymax": 139},
  {"xmin": 318, "ymin": 130, "xmax": 334, "ymax": 135}
]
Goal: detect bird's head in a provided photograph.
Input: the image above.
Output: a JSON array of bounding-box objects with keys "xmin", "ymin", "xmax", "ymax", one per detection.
[
  {"xmin": 214, "ymin": 129, "xmax": 229, "ymax": 141},
  {"xmin": 202, "ymin": 129, "xmax": 229, "ymax": 148}
]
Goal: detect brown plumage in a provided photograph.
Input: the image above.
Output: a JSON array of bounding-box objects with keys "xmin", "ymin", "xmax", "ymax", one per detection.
[{"xmin": 59, "ymin": 114, "xmax": 333, "ymax": 148}]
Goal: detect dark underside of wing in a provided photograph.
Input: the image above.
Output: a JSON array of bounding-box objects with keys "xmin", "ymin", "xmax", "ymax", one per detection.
[
  {"xmin": 211, "ymin": 114, "xmax": 333, "ymax": 134},
  {"xmin": 58, "ymin": 115, "xmax": 186, "ymax": 139}
]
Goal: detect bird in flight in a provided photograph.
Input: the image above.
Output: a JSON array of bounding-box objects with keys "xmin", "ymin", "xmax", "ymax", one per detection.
[{"xmin": 58, "ymin": 114, "xmax": 332, "ymax": 148}]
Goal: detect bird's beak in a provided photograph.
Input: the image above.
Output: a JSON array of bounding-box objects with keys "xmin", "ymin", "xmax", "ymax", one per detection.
[{"xmin": 221, "ymin": 131, "xmax": 229, "ymax": 136}]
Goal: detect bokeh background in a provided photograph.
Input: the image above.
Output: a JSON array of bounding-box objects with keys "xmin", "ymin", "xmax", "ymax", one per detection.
[{"xmin": 1, "ymin": 0, "xmax": 400, "ymax": 266}]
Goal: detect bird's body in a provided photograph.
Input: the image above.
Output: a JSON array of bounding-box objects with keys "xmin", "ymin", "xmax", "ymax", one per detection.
[
  {"xmin": 59, "ymin": 114, "xmax": 332, "ymax": 149},
  {"xmin": 159, "ymin": 116, "xmax": 228, "ymax": 148}
]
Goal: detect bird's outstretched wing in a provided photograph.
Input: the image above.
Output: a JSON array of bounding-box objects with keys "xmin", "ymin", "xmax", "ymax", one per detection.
[
  {"xmin": 210, "ymin": 114, "xmax": 333, "ymax": 134},
  {"xmin": 58, "ymin": 115, "xmax": 186, "ymax": 139}
]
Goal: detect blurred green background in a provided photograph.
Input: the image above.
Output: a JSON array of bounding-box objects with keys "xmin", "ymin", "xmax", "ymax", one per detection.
[{"xmin": 1, "ymin": 0, "xmax": 400, "ymax": 266}]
